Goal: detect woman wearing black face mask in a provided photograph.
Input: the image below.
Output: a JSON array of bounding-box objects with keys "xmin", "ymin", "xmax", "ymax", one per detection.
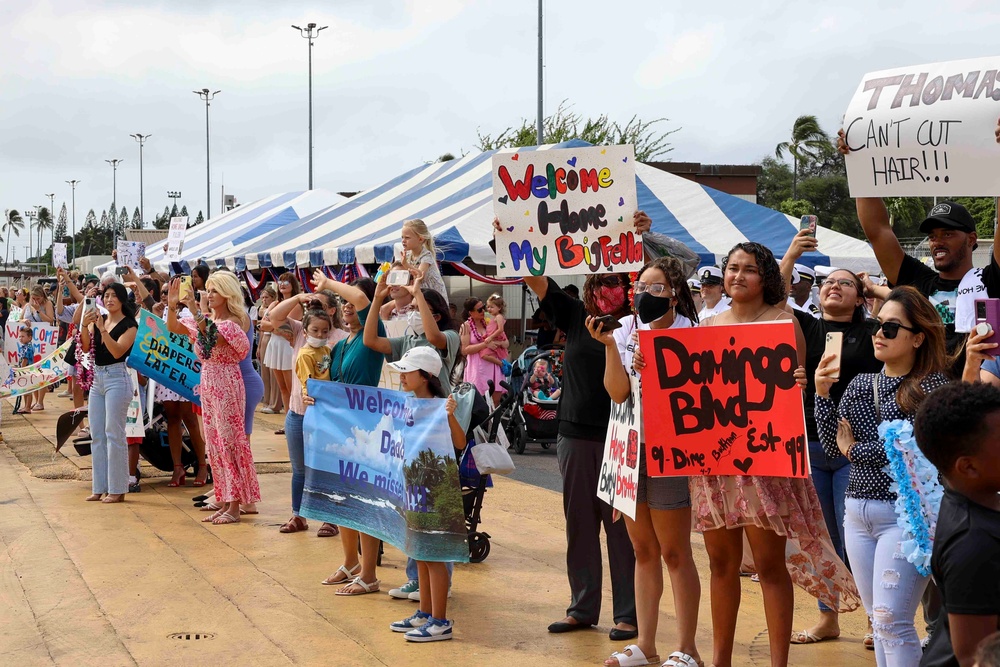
[{"xmin": 587, "ymin": 256, "xmax": 704, "ymax": 667}]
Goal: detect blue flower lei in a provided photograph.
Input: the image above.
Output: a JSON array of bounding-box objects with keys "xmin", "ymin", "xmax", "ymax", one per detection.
[{"xmin": 879, "ymin": 419, "xmax": 943, "ymax": 577}]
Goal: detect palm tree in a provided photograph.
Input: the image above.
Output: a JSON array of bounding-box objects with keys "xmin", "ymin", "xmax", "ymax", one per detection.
[
  {"xmin": 36, "ymin": 206, "xmax": 53, "ymax": 266},
  {"xmin": 3, "ymin": 209, "xmax": 25, "ymax": 267},
  {"xmin": 775, "ymin": 115, "xmax": 829, "ymax": 200}
]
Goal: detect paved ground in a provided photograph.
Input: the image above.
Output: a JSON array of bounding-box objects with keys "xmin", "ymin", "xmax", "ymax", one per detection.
[{"xmin": 0, "ymin": 394, "xmax": 875, "ymax": 666}]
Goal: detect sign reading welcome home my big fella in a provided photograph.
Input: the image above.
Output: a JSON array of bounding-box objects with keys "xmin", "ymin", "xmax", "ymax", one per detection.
[
  {"xmin": 493, "ymin": 144, "xmax": 642, "ymax": 277},
  {"xmin": 639, "ymin": 321, "xmax": 809, "ymax": 478}
]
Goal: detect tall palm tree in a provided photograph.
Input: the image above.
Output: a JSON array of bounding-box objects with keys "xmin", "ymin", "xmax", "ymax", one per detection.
[
  {"xmin": 36, "ymin": 206, "xmax": 53, "ymax": 266},
  {"xmin": 3, "ymin": 209, "xmax": 25, "ymax": 267},
  {"xmin": 775, "ymin": 115, "xmax": 829, "ymax": 200}
]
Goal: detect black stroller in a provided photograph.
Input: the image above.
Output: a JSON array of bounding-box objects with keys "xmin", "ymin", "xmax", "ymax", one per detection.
[{"xmin": 496, "ymin": 345, "xmax": 564, "ymax": 454}]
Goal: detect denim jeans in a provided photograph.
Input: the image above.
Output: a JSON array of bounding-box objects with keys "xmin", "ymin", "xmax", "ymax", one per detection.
[
  {"xmin": 845, "ymin": 497, "xmax": 929, "ymax": 666},
  {"xmin": 285, "ymin": 411, "xmax": 305, "ymax": 515},
  {"xmin": 90, "ymin": 363, "xmax": 132, "ymax": 495},
  {"xmin": 810, "ymin": 440, "xmax": 851, "ymax": 612}
]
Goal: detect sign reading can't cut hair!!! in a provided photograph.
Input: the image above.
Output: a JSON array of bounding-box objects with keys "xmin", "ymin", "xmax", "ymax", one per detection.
[{"xmin": 639, "ymin": 321, "xmax": 809, "ymax": 478}]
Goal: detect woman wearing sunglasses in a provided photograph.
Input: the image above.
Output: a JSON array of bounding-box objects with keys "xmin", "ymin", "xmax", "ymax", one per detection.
[
  {"xmin": 781, "ymin": 231, "xmax": 884, "ymax": 647},
  {"xmin": 815, "ymin": 286, "xmax": 950, "ymax": 666}
]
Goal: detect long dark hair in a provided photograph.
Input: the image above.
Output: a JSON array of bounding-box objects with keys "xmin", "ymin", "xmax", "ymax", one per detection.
[
  {"xmin": 423, "ymin": 289, "xmax": 457, "ymax": 332},
  {"xmin": 418, "ymin": 369, "xmax": 447, "ymax": 399},
  {"xmin": 635, "ymin": 256, "xmax": 699, "ymax": 324},
  {"xmin": 722, "ymin": 242, "xmax": 786, "ymax": 306},
  {"xmin": 583, "ymin": 274, "xmax": 632, "ymax": 317},
  {"xmin": 104, "ymin": 282, "xmax": 137, "ymax": 319},
  {"xmin": 882, "ymin": 286, "xmax": 948, "ymax": 416},
  {"xmin": 461, "ymin": 296, "xmax": 482, "ymax": 322}
]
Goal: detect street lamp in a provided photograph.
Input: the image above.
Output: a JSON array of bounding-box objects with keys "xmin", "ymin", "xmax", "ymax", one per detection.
[
  {"xmin": 130, "ymin": 133, "xmax": 151, "ymax": 227},
  {"xmin": 105, "ymin": 159, "xmax": 123, "ymax": 247},
  {"xmin": 193, "ymin": 88, "xmax": 220, "ymax": 220},
  {"xmin": 65, "ymin": 180, "xmax": 79, "ymax": 265},
  {"xmin": 291, "ymin": 22, "xmax": 327, "ymax": 190},
  {"xmin": 24, "ymin": 207, "xmax": 37, "ymax": 261}
]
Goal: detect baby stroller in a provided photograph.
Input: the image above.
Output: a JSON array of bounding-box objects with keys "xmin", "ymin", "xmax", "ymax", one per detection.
[
  {"xmin": 499, "ymin": 345, "xmax": 564, "ymax": 454},
  {"xmin": 139, "ymin": 400, "xmax": 207, "ymax": 479},
  {"xmin": 453, "ymin": 382, "xmax": 495, "ymax": 563}
]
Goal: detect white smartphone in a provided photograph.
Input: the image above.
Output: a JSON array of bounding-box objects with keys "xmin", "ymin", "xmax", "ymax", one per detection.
[
  {"xmin": 824, "ymin": 331, "xmax": 843, "ymax": 379},
  {"xmin": 387, "ymin": 270, "xmax": 411, "ymax": 286}
]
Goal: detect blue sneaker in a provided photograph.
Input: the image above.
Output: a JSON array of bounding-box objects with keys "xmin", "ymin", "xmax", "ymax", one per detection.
[
  {"xmin": 404, "ymin": 617, "xmax": 453, "ymax": 642},
  {"xmin": 389, "ymin": 610, "xmax": 430, "ymax": 633}
]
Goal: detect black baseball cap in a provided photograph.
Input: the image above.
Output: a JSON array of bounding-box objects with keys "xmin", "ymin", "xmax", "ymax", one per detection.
[{"xmin": 919, "ymin": 201, "xmax": 976, "ymax": 234}]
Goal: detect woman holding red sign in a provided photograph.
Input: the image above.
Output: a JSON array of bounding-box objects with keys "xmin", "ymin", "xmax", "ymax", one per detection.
[
  {"xmin": 587, "ymin": 255, "xmax": 704, "ymax": 667},
  {"xmin": 682, "ymin": 242, "xmax": 859, "ymax": 667}
]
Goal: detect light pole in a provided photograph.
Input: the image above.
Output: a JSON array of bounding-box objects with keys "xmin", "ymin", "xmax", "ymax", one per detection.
[
  {"xmin": 24, "ymin": 207, "xmax": 37, "ymax": 261},
  {"xmin": 65, "ymin": 180, "xmax": 79, "ymax": 265},
  {"xmin": 130, "ymin": 133, "xmax": 150, "ymax": 227},
  {"xmin": 106, "ymin": 159, "xmax": 123, "ymax": 247},
  {"xmin": 292, "ymin": 22, "xmax": 327, "ymax": 190},
  {"xmin": 193, "ymin": 88, "xmax": 220, "ymax": 220}
]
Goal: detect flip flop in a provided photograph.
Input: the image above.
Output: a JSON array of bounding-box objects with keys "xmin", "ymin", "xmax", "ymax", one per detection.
[
  {"xmin": 605, "ymin": 645, "xmax": 658, "ymax": 667},
  {"xmin": 321, "ymin": 563, "xmax": 362, "ymax": 585},
  {"xmin": 335, "ymin": 576, "xmax": 380, "ymax": 596},
  {"xmin": 790, "ymin": 630, "xmax": 839, "ymax": 645},
  {"xmin": 212, "ymin": 512, "xmax": 240, "ymax": 525}
]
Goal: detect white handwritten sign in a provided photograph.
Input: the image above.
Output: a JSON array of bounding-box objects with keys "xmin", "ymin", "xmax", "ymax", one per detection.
[
  {"xmin": 116, "ymin": 241, "xmax": 146, "ymax": 271},
  {"xmin": 493, "ymin": 144, "xmax": 641, "ymax": 277},
  {"xmin": 52, "ymin": 243, "xmax": 68, "ymax": 269},
  {"xmin": 166, "ymin": 217, "xmax": 188, "ymax": 261},
  {"xmin": 843, "ymin": 56, "xmax": 1000, "ymax": 197},
  {"xmin": 597, "ymin": 376, "xmax": 640, "ymax": 519}
]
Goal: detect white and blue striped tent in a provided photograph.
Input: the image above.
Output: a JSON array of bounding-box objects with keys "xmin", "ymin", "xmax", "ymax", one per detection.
[
  {"xmin": 99, "ymin": 189, "xmax": 347, "ymax": 274},
  {"xmin": 212, "ymin": 140, "xmax": 877, "ymax": 273}
]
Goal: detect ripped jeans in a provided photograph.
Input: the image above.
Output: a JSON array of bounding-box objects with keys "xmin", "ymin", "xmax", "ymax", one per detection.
[{"xmin": 844, "ymin": 497, "xmax": 929, "ymax": 666}]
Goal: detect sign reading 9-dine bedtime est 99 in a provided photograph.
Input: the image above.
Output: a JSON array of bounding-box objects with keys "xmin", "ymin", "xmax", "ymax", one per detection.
[
  {"xmin": 843, "ymin": 56, "xmax": 1000, "ymax": 197},
  {"xmin": 639, "ymin": 321, "xmax": 809, "ymax": 478},
  {"xmin": 492, "ymin": 145, "xmax": 642, "ymax": 277}
]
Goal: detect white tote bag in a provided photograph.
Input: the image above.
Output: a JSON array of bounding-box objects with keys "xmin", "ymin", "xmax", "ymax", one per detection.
[{"xmin": 469, "ymin": 426, "xmax": 516, "ymax": 476}]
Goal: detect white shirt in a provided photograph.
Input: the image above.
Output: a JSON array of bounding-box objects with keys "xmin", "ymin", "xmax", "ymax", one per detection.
[
  {"xmin": 955, "ymin": 266, "xmax": 986, "ymax": 333},
  {"xmin": 698, "ymin": 296, "xmax": 730, "ymax": 321}
]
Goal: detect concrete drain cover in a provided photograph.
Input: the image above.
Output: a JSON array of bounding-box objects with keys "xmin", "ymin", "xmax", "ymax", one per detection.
[{"xmin": 168, "ymin": 632, "xmax": 216, "ymax": 641}]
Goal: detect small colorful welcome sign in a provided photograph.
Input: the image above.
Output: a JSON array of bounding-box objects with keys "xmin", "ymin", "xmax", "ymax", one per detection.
[{"xmin": 493, "ymin": 144, "xmax": 642, "ymax": 277}]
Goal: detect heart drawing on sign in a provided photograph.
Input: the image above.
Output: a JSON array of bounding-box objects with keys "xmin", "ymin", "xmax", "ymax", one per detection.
[
  {"xmin": 622, "ymin": 157, "xmax": 628, "ymax": 163},
  {"xmin": 498, "ymin": 195, "xmax": 509, "ymax": 204},
  {"xmin": 567, "ymin": 157, "xmax": 577, "ymax": 167},
  {"xmin": 618, "ymin": 197, "xmax": 625, "ymax": 206},
  {"xmin": 507, "ymin": 226, "xmax": 514, "ymax": 232},
  {"xmin": 528, "ymin": 227, "xmax": 533, "ymax": 232},
  {"xmin": 500, "ymin": 262, "xmax": 506, "ymax": 269},
  {"xmin": 617, "ymin": 216, "xmax": 623, "ymax": 222},
  {"xmin": 733, "ymin": 458, "xmax": 754, "ymax": 474},
  {"xmin": 524, "ymin": 210, "xmax": 530, "ymax": 216},
  {"xmin": 511, "ymin": 153, "xmax": 519, "ymax": 161},
  {"xmin": 600, "ymin": 149, "xmax": 606, "ymax": 154}
]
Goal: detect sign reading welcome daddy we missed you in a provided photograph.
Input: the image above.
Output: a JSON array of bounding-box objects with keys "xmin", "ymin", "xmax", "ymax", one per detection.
[
  {"xmin": 493, "ymin": 144, "xmax": 641, "ymax": 277},
  {"xmin": 843, "ymin": 56, "xmax": 1000, "ymax": 197}
]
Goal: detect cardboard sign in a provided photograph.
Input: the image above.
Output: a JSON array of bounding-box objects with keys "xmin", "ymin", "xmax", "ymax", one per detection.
[
  {"xmin": 300, "ymin": 380, "xmax": 470, "ymax": 563},
  {"xmin": 125, "ymin": 368, "xmax": 145, "ymax": 440},
  {"xmin": 116, "ymin": 241, "xmax": 146, "ymax": 271},
  {"xmin": 493, "ymin": 144, "xmax": 642, "ymax": 277},
  {"xmin": 843, "ymin": 56, "xmax": 1000, "ymax": 196},
  {"xmin": 166, "ymin": 217, "xmax": 188, "ymax": 261},
  {"xmin": 597, "ymin": 376, "xmax": 641, "ymax": 518},
  {"xmin": 3, "ymin": 321, "xmax": 59, "ymax": 372},
  {"xmin": 0, "ymin": 339, "xmax": 73, "ymax": 398},
  {"xmin": 127, "ymin": 310, "xmax": 202, "ymax": 406},
  {"xmin": 53, "ymin": 243, "xmax": 68, "ymax": 269},
  {"xmin": 639, "ymin": 321, "xmax": 808, "ymax": 478}
]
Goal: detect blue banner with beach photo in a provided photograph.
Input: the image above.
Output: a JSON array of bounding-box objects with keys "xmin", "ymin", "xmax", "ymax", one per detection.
[{"xmin": 301, "ymin": 379, "xmax": 469, "ymax": 563}]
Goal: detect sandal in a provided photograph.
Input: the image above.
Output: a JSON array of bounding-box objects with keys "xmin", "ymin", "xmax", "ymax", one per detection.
[
  {"xmin": 321, "ymin": 563, "xmax": 361, "ymax": 586},
  {"xmin": 200, "ymin": 502, "xmax": 223, "ymax": 512},
  {"xmin": 662, "ymin": 652, "xmax": 704, "ymax": 667},
  {"xmin": 335, "ymin": 576, "xmax": 381, "ymax": 596},
  {"xmin": 605, "ymin": 645, "xmax": 658, "ymax": 667},
  {"xmin": 279, "ymin": 516, "xmax": 308, "ymax": 533},
  {"xmin": 317, "ymin": 522, "xmax": 339, "ymax": 537},
  {"xmin": 212, "ymin": 512, "xmax": 240, "ymax": 525},
  {"xmin": 101, "ymin": 494, "xmax": 125, "ymax": 504},
  {"xmin": 202, "ymin": 509, "xmax": 225, "ymax": 523},
  {"xmin": 274, "ymin": 429, "xmax": 285, "ymax": 435},
  {"xmin": 790, "ymin": 630, "xmax": 839, "ymax": 644}
]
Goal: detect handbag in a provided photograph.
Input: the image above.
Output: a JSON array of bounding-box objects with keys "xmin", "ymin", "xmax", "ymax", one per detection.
[{"xmin": 469, "ymin": 426, "xmax": 516, "ymax": 476}]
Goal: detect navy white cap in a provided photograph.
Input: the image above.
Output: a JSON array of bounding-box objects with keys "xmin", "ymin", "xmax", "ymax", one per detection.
[
  {"xmin": 698, "ymin": 266, "xmax": 723, "ymax": 285},
  {"xmin": 793, "ymin": 263, "xmax": 815, "ymax": 282}
]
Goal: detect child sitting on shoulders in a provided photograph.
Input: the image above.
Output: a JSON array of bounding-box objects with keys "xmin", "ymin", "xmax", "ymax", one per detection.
[
  {"xmin": 295, "ymin": 311, "xmax": 333, "ymax": 401},
  {"xmin": 914, "ymin": 382, "xmax": 1000, "ymax": 667},
  {"xmin": 480, "ymin": 294, "xmax": 509, "ymax": 368},
  {"xmin": 399, "ymin": 218, "xmax": 447, "ymax": 301}
]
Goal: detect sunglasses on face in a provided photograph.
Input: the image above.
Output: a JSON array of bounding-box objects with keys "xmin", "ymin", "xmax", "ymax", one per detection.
[
  {"xmin": 865, "ymin": 318, "xmax": 918, "ymax": 339},
  {"xmin": 822, "ymin": 279, "xmax": 857, "ymax": 289},
  {"xmin": 633, "ymin": 281, "xmax": 673, "ymax": 298},
  {"xmin": 279, "ymin": 281, "xmax": 290, "ymax": 287},
  {"xmin": 474, "ymin": 305, "xmax": 485, "ymax": 313},
  {"xmin": 599, "ymin": 275, "xmax": 624, "ymax": 287}
]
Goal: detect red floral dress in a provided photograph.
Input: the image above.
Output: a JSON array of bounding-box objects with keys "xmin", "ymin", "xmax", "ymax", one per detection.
[{"xmin": 182, "ymin": 317, "xmax": 261, "ymax": 504}]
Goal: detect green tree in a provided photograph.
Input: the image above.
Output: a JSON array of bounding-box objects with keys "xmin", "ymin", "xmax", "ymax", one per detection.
[
  {"xmin": 180, "ymin": 205, "xmax": 189, "ymax": 218},
  {"xmin": 194, "ymin": 210, "xmax": 205, "ymax": 225},
  {"xmin": 779, "ymin": 199, "xmax": 814, "ymax": 218},
  {"xmin": 35, "ymin": 206, "xmax": 53, "ymax": 266},
  {"xmin": 884, "ymin": 197, "xmax": 930, "ymax": 240},
  {"xmin": 476, "ymin": 101, "xmax": 679, "ymax": 161},
  {"xmin": 3, "ymin": 209, "xmax": 24, "ymax": 266},
  {"xmin": 437, "ymin": 153, "xmax": 456, "ymax": 162},
  {"xmin": 100, "ymin": 210, "xmax": 109, "ymax": 230},
  {"xmin": 131, "ymin": 207, "xmax": 142, "ymax": 229},
  {"xmin": 55, "ymin": 203, "xmax": 68, "ymax": 241},
  {"xmin": 85, "ymin": 209, "xmax": 97, "ymax": 228},
  {"xmin": 775, "ymin": 115, "xmax": 829, "ymax": 200},
  {"xmin": 170, "ymin": 203, "xmax": 179, "ymax": 218},
  {"xmin": 954, "ymin": 197, "xmax": 998, "ymax": 238}
]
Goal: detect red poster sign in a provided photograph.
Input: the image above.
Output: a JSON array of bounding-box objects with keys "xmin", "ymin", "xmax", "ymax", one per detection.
[{"xmin": 638, "ymin": 321, "xmax": 808, "ymax": 478}]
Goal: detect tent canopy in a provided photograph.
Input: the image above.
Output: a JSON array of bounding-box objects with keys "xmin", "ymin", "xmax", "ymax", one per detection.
[{"xmin": 214, "ymin": 140, "xmax": 877, "ymax": 273}]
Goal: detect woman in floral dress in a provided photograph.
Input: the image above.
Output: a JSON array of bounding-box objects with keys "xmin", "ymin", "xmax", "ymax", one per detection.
[{"xmin": 167, "ymin": 271, "xmax": 261, "ymax": 525}]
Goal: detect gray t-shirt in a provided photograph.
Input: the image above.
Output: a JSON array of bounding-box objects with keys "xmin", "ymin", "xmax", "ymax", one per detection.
[{"xmin": 387, "ymin": 329, "xmax": 461, "ymax": 392}]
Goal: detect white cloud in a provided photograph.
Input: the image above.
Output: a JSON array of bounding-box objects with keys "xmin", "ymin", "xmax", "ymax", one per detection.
[{"xmin": 634, "ymin": 25, "xmax": 722, "ymax": 89}]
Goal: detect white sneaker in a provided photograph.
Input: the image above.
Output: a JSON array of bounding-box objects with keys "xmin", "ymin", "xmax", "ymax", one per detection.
[
  {"xmin": 408, "ymin": 587, "xmax": 451, "ymax": 601},
  {"xmin": 404, "ymin": 617, "xmax": 453, "ymax": 642},
  {"xmin": 388, "ymin": 580, "xmax": 418, "ymax": 599}
]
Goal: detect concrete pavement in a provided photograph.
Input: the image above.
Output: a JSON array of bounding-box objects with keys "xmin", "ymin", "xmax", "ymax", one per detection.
[{"xmin": 0, "ymin": 397, "xmax": 874, "ymax": 666}]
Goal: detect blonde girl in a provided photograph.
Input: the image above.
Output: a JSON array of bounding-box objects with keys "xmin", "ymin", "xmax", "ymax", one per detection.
[{"xmin": 400, "ymin": 219, "xmax": 447, "ymax": 300}]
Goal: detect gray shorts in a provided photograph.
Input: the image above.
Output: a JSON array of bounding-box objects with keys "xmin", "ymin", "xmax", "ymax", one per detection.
[{"xmin": 636, "ymin": 447, "xmax": 691, "ymax": 511}]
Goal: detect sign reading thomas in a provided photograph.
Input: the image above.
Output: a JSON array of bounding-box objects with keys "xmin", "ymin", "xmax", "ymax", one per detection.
[
  {"xmin": 639, "ymin": 321, "xmax": 808, "ymax": 478},
  {"xmin": 493, "ymin": 144, "xmax": 642, "ymax": 277},
  {"xmin": 843, "ymin": 56, "xmax": 1000, "ymax": 197},
  {"xmin": 301, "ymin": 380, "xmax": 469, "ymax": 563}
]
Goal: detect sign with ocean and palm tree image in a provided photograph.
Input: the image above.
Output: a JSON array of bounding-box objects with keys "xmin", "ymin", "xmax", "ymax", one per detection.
[{"xmin": 301, "ymin": 380, "xmax": 469, "ymax": 562}]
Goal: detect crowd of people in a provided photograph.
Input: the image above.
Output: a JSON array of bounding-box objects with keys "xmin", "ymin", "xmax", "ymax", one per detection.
[{"xmin": 3, "ymin": 120, "xmax": 1000, "ymax": 664}]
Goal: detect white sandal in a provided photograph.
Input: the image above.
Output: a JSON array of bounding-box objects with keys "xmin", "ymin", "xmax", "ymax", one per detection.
[
  {"xmin": 320, "ymin": 563, "xmax": 361, "ymax": 586},
  {"xmin": 606, "ymin": 645, "xmax": 658, "ymax": 667},
  {"xmin": 662, "ymin": 652, "xmax": 703, "ymax": 667}
]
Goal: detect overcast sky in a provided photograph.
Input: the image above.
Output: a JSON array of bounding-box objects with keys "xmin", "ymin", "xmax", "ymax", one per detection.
[{"xmin": 2, "ymin": 0, "xmax": 999, "ymax": 262}]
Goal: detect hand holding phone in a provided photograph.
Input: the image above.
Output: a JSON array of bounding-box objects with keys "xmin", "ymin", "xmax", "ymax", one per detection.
[
  {"xmin": 387, "ymin": 270, "xmax": 411, "ymax": 287},
  {"xmin": 592, "ymin": 314, "xmax": 622, "ymax": 332},
  {"xmin": 975, "ymin": 299, "xmax": 1000, "ymax": 346},
  {"xmin": 824, "ymin": 331, "xmax": 843, "ymax": 380},
  {"xmin": 800, "ymin": 215, "xmax": 818, "ymax": 238}
]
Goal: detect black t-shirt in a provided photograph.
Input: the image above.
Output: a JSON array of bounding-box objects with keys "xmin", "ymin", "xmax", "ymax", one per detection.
[
  {"xmin": 540, "ymin": 279, "xmax": 612, "ymax": 441},
  {"xmin": 894, "ymin": 254, "xmax": 964, "ymax": 353},
  {"xmin": 795, "ymin": 311, "xmax": 882, "ymax": 442},
  {"xmin": 93, "ymin": 316, "xmax": 137, "ymax": 366},
  {"xmin": 921, "ymin": 489, "xmax": 1000, "ymax": 667}
]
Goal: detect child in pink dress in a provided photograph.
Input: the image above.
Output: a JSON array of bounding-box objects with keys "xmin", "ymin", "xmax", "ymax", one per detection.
[{"xmin": 481, "ymin": 294, "xmax": 508, "ymax": 368}]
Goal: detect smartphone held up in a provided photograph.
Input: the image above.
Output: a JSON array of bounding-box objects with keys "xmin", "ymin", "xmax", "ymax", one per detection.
[{"xmin": 800, "ymin": 215, "xmax": 818, "ymax": 238}]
